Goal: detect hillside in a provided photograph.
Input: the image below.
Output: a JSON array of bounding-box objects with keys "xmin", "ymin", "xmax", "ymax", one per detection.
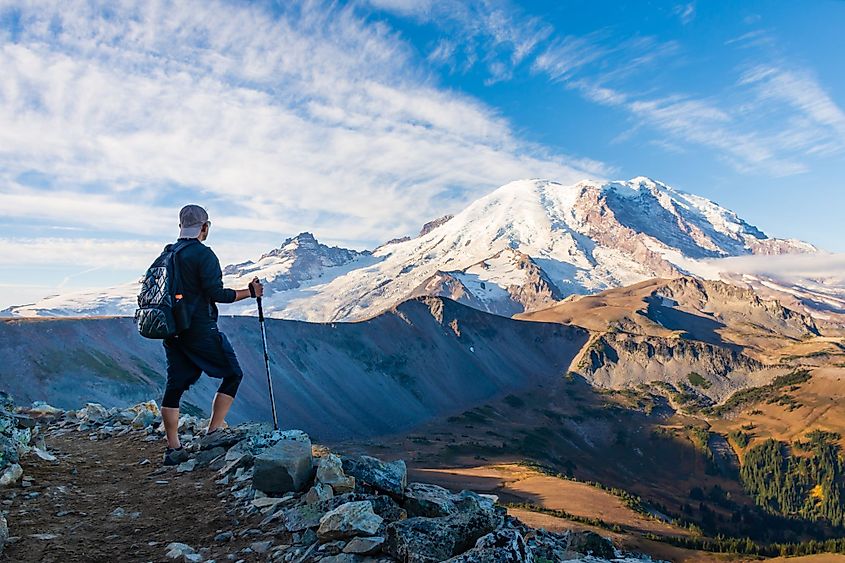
[{"xmin": 0, "ymin": 297, "xmax": 586, "ymax": 442}]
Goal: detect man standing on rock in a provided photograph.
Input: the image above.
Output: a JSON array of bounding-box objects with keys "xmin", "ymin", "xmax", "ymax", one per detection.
[{"xmin": 161, "ymin": 204, "xmax": 263, "ymax": 466}]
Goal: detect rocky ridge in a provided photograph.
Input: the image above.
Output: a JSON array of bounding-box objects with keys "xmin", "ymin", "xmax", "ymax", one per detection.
[{"xmin": 0, "ymin": 394, "xmax": 658, "ymax": 562}]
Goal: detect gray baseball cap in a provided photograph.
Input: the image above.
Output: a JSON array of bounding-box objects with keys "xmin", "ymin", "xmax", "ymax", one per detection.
[{"xmin": 179, "ymin": 204, "xmax": 210, "ymax": 238}]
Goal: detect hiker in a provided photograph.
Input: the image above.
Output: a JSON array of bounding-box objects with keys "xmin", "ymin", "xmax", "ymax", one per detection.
[{"xmin": 160, "ymin": 204, "xmax": 263, "ymax": 466}]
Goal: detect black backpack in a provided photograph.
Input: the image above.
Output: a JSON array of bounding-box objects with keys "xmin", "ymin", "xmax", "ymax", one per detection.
[{"xmin": 135, "ymin": 240, "xmax": 194, "ymax": 339}]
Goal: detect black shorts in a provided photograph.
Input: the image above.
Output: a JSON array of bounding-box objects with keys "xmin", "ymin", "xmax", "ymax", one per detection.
[{"xmin": 164, "ymin": 326, "xmax": 244, "ymax": 396}]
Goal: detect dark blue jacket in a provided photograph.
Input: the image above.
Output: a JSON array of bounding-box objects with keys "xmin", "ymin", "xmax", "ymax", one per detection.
[{"xmin": 173, "ymin": 238, "xmax": 236, "ymax": 327}]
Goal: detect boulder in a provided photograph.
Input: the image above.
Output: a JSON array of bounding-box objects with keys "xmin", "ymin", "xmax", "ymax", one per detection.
[
  {"xmin": 567, "ymin": 530, "xmax": 614, "ymax": 559},
  {"xmin": 384, "ymin": 517, "xmax": 458, "ymax": 563},
  {"xmin": 404, "ymin": 483, "xmax": 459, "ymax": 517},
  {"xmin": 342, "ymin": 455, "xmax": 407, "ymax": 497},
  {"xmin": 305, "ymin": 482, "xmax": 334, "ymax": 504},
  {"xmin": 26, "ymin": 401, "xmax": 64, "ymax": 418},
  {"xmin": 197, "ymin": 428, "xmax": 245, "ymax": 451},
  {"xmin": 385, "ymin": 491, "xmax": 502, "ymax": 562},
  {"xmin": 445, "ymin": 529, "xmax": 531, "ymax": 562},
  {"xmin": 343, "ymin": 535, "xmax": 385, "ymax": 555},
  {"xmin": 0, "ymin": 464, "xmax": 23, "ymax": 487},
  {"xmin": 317, "ymin": 453, "xmax": 356, "ymax": 493},
  {"xmin": 0, "ymin": 436, "xmax": 19, "ymax": 469},
  {"xmin": 253, "ymin": 437, "xmax": 313, "ymax": 495},
  {"xmin": 317, "ymin": 501, "xmax": 384, "ymax": 541}
]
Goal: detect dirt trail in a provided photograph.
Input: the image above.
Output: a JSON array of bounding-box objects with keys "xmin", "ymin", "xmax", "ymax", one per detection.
[{"xmin": 1, "ymin": 431, "xmax": 265, "ymax": 563}]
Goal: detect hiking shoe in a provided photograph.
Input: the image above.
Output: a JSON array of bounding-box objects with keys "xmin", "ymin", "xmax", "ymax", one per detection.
[{"xmin": 163, "ymin": 447, "xmax": 191, "ymax": 466}]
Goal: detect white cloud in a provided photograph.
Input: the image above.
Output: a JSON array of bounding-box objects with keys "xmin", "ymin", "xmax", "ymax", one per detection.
[
  {"xmin": 673, "ymin": 3, "xmax": 696, "ymax": 25},
  {"xmin": 0, "ymin": 0, "xmax": 605, "ymax": 258}
]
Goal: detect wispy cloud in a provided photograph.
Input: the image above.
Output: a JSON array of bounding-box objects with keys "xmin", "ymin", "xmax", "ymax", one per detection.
[
  {"xmin": 0, "ymin": 0, "xmax": 605, "ymax": 262},
  {"xmin": 372, "ymin": 0, "xmax": 845, "ymax": 177}
]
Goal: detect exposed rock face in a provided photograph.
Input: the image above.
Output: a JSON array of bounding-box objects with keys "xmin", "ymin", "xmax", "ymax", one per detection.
[
  {"xmin": 412, "ymin": 249, "xmax": 564, "ymax": 317},
  {"xmin": 580, "ymin": 332, "xmax": 778, "ymax": 402},
  {"xmin": 342, "ymin": 455, "xmax": 407, "ymax": 497},
  {"xmin": 252, "ymin": 438, "xmax": 314, "ymax": 495},
  {"xmin": 419, "ymin": 215, "xmax": 454, "ymax": 237}
]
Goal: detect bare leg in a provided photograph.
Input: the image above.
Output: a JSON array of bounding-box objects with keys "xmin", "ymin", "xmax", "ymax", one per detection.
[
  {"xmin": 208, "ymin": 392, "xmax": 235, "ymax": 433},
  {"xmin": 162, "ymin": 407, "xmax": 181, "ymax": 449}
]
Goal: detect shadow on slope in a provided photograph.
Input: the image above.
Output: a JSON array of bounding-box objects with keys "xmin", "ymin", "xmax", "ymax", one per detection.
[{"xmin": 0, "ymin": 297, "xmax": 587, "ymax": 442}]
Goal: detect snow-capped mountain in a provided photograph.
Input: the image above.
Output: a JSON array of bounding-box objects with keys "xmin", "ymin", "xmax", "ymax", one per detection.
[{"xmin": 3, "ymin": 177, "xmax": 821, "ymax": 321}]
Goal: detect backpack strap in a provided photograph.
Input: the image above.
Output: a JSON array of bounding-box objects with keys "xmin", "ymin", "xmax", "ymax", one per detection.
[{"xmin": 169, "ymin": 239, "xmax": 197, "ymax": 297}]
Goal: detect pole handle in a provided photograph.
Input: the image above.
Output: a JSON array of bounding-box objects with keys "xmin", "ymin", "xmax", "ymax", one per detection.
[{"xmin": 257, "ymin": 296, "xmax": 265, "ymax": 322}]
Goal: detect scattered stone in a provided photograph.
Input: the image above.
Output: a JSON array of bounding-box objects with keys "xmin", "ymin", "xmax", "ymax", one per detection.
[
  {"xmin": 31, "ymin": 447, "xmax": 57, "ymax": 462},
  {"xmin": 342, "ymin": 455, "xmax": 407, "ymax": 497},
  {"xmin": 165, "ymin": 541, "xmax": 202, "ymax": 561},
  {"xmin": 198, "ymin": 428, "xmax": 245, "ymax": 451},
  {"xmin": 110, "ymin": 507, "xmax": 126, "ymax": 519},
  {"xmin": 250, "ymin": 540, "xmax": 273, "ymax": 554},
  {"xmin": 195, "ymin": 447, "xmax": 226, "ymax": 467},
  {"xmin": 317, "ymin": 454, "xmax": 355, "ymax": 493},
  {"xmin": 139, "ymin": 458, "xmax": 151, "ymax": 466},
  {"xmin": 317, "ymin": 501, "xmax": 383, "ymax": 541},
  {"xmin": 177, "ymin": 459, "xmax": 197, "ymax": 473},
  {"xmin": 0, "ymin": 464, "xmax": 23, "ymax": 487},
  {"xmin": 0, "ymin": 514, "xmax": 7, "ymax": 554},
  {"xmin": 305, "ymin": 482, "xmax": 334, "ymax": 505},
  {"xmin": 252, "ymin": 437, "xmax": 313, "ymax": 495},
  {"xmin": 343, "ymin": 536, "xmax": 384, "ymax": 555},
  {"xmin": 30, "ymin": 533, "xmax": 60, "ymax": 540},
  {"xmin": 214, "ymin": 531, "xmax": 234, "ymax": 542},
  {"xmin": 317, "ymin": 555, "xmax": 360, "ymax": 563}
]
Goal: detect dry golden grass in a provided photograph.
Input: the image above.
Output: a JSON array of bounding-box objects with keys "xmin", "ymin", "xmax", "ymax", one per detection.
[
  {"xmin": 710, "ymin": 367, "xmax": 845, "ymax": 452},
  {"xmin": 412, "ymin": 463, "xmax": 688, "ymax": 538}
]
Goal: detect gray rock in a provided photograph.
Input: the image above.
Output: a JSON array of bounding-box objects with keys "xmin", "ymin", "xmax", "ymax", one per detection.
[
  {"xmin": 385, "ymin": 491, "xmax": 502, "ymax": 562},
  {"xmin": 279, "ymin": 502, "xmax": 329, "ymax": 531},
  {"xmin": 253, "ymin": 438, "xmax": 313, "ymax": 495},
  {"xmin": 0, "ymin": 436, "xmax": 19, "ymax": 469},
  {"xmin": 317, "ymin": 501, "xmax": 383, "ymax": 541},
  {"xmin": 195, "ymin": 447, "xmax": 226, "ymax": 467},
  {"xmin": 165, "ymin": 541, "xmax": 202, "ymax": 562},
  {"xmin": 214, "ymin": 531, "xmax": 234, "ymax": 542},
  {"xmin": 176, "ymin": 459, "xmax": 197, "ymax": 473},
  {"xmin": 343, "ymin": 536, "xmax": 384, "ymax": 555},
  {"xmin": 566, "ymin": 530, "xmax": 614, "ymax": 559},
  {"xmin": 0, "ymin": 464, "xmax": 23, "ymax": 487},
  {"xmin": 342, "ymin": 455, "xmax": 407, "ymax": 497},
  {"xmin": 305, "ymin": 482, "xmax": 334, "ymax": 504},
  {"xmin": 404, "ymin": 483, "xmax": 459, "ymax": 517},
  {"xmin": 317, "ymin": 555, "xmax": 361, "ymax": 563},
  {"xmin": 445, "ymin": 529, "xmax": 531, "ymax": 562},
  {"xmin": 198, "ymin": 428, "xmax": 245, "ymax": 451},
  {"xmin": 317, "ymin": 454, "xmax": 355, "ymax": 493},
  {"xmin": 0, "ymin": 514, "xmax": 8, "ymax": 554},
  {"xmin": 250, "ymin": 540, "xmax": 274, "ymax": 554}
]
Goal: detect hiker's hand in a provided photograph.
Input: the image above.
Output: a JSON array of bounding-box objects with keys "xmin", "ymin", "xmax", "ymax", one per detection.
[{"xmin": 249, "ymin": 277, "xmax": 264, "ymax": 298}]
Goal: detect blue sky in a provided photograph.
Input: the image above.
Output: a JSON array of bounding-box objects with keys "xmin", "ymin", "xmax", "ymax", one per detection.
[{"xmin": 0, "ymin": 0, "xmax": 843, "ymax": 308}]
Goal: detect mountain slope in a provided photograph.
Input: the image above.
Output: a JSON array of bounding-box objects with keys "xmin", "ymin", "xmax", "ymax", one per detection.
[
  {"xmin": 3, "ymin": 177, "xmax": 818, "ymax": 321},
  {"xmin": 0, "ymin": 297, "xmax": 586, "ymax": 441}
]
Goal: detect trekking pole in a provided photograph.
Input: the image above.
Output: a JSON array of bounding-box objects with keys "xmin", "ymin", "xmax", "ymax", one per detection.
[{"xmin": 256, "ymin": 294, "xmax": 279, "ymax": 431}]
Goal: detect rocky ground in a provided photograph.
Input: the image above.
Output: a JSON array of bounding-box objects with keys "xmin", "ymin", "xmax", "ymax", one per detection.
[{"xmin": 0, "ymin": 394, "xmax": 660, "ymax": 562}]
